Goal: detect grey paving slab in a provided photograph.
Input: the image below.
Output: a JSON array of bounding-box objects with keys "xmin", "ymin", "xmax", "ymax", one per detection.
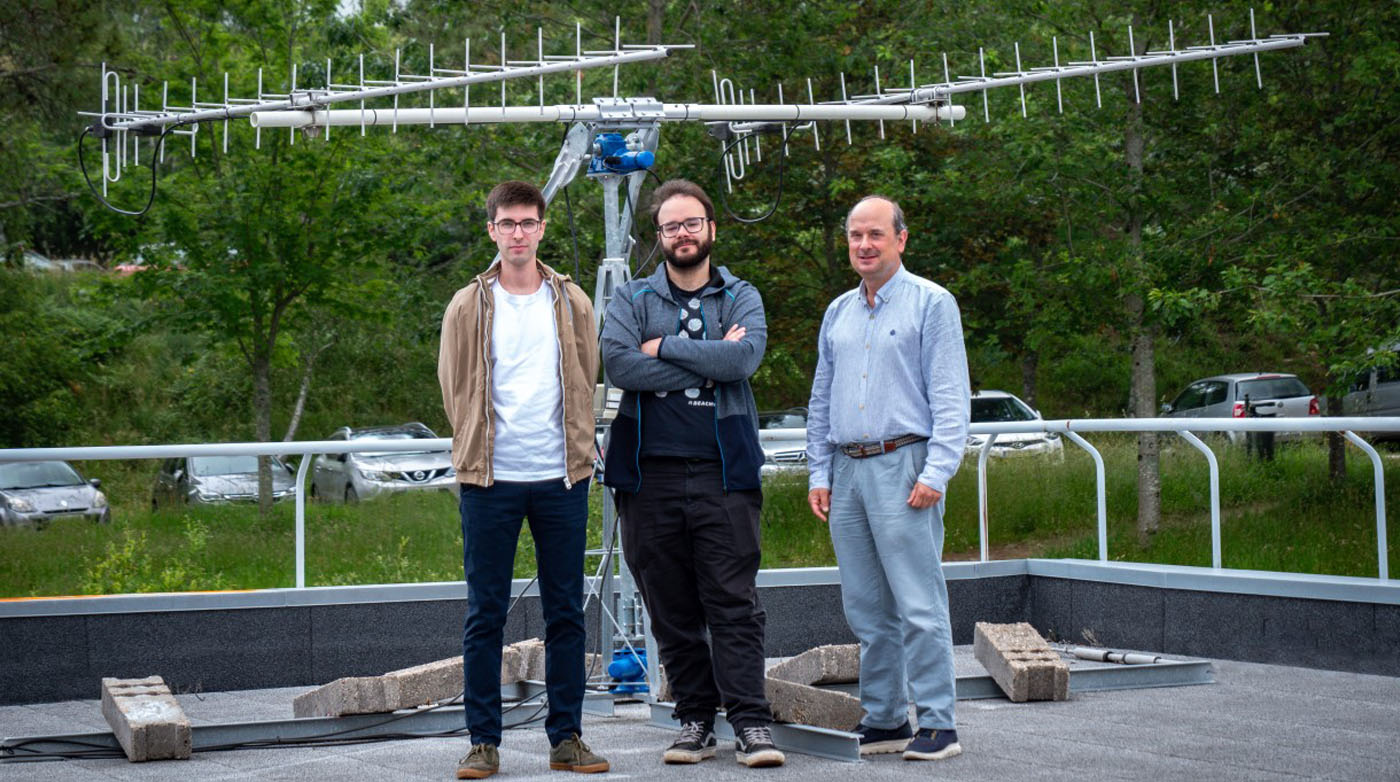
[{"xmin": 4, "ymin": 652, "xmax": 1399, "ymax": 781}]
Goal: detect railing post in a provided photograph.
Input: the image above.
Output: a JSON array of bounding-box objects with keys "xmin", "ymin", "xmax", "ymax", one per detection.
[
  {"xmin": 1341, "ymin": 431, "xmax": 1389, "ymax": 580},
  {"xmin": 1178, "ymin": 431, "xmax": 1222, "ymax": 569},
  {"xmin": 1063, "ymin": 431, "xmax": 1108, "ymax": 561},
  {"xmin": 294, "ymin": 451, "xmax": 311, "ymax": 588},
  {"xmin": 977, "ymin": 435, "xmax": 997, "ymax": 562}
]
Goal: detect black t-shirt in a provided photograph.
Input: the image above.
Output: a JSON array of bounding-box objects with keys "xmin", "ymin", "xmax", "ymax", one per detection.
[{"xmin": 638, "ymin": 273, "xmax": 722, "ymax": 460}]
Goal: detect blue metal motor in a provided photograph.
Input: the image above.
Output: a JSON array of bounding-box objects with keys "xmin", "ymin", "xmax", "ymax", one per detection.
[
  {"xmin": 589, "ymin": 133, "xmax": 655, "ymax": 175},
  {"xmin": 607, "ymin": 648, "xmax": 650, "ymax": 695}
]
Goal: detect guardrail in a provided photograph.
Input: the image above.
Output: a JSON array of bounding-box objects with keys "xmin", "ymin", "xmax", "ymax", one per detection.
[
  {"xmin": 1, "ymin": 416, "xmax": 1396, "ymax": 587},
  {"xmin": 972, "ymin": 417, "xmax": 1398, "ymax": 579}
]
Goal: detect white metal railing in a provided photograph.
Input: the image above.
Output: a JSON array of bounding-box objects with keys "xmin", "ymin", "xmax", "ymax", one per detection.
[
  {"xmin": 971, "ymin": 417, "xmax": 1398, "ymax": 579},
  {"xmin": 1, "ymin": 417, "xmax": 1396, "ymax": 586}
]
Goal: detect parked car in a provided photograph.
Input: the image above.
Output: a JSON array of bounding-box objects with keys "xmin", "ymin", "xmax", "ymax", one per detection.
[
  {"xmin": 17, "ymin": 250, "xmax": 58, "ymax": 272},
  {"xmin": 965, "ymin": 390, "xmax": 1064, "ymax": 460},
  {"xmin": 310, "ymin": 422, "xmax": 455, "ymax": 502},
  {"xmin": 55, "ymin": 258, "xmax": 103, "ymax": 273},
  {"xmin": 1343, "ymin": 345, "xmax": 1400, "ymax": 441},
  {"xmin": 0, "ymin": 461, "xmax": 110, "ymax": 526},
  {"xmin": 759, "ymin": 408, "xmax": 809, "ymax": 476},
  {"xmin": 1161, "ymin": 372, "xmax": 1319, "ymax": 444},
  {"xmin": 153, "ymin": 455, "xmax": 296, "ymax": 508}
]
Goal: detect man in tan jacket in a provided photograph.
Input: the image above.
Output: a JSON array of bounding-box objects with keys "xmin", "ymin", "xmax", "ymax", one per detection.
[{"xmin": 438, "ymin": 180, "xmax": 606, "ymax": 779}]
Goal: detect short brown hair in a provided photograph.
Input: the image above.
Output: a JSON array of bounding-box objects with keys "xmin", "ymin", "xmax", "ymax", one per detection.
[
  {"xmin": 486, "ymin": 180, "xmax": 546, "ymax": 221},
  {"xmin": 650, "ymin": 179, "xmax": 714, "ymax": 227}
]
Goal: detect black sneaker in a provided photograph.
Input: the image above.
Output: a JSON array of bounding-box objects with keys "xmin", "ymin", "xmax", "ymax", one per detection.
[
  {"xmin": 734, "ymin": 724, "xmax": 785, "ymax": 768},
  {"xmin": 663, "ymin": 720, "xmax": 717, "ymax": 764},
  {"xmin": 902, "ymin": 728, "xmax": 962, "ymax": 761},
  {"xmin": 855, "ymin": 721, "xmax": 913, "ymax": 755}
]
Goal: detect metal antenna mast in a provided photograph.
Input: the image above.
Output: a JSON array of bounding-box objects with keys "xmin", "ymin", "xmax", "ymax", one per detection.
[{"xmin": 80, "ymin": 10, "xmax": 1326, "ymax": 717}]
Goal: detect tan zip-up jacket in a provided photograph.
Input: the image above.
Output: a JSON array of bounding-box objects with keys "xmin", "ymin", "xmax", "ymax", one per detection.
[{"xmin": 438, "ymin": 260, "xmax": 598, "ymax": 487}]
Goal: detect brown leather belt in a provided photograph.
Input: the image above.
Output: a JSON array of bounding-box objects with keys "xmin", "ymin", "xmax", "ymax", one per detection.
[{"xmin": 838, "ymin": 433, "xmax": 924, "ymax": 459}]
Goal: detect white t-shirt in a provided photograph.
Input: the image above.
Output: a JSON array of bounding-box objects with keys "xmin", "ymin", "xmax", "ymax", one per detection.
[{"xmin": 490, "ymin": 279, "xmax": 566, "ymax": 481}]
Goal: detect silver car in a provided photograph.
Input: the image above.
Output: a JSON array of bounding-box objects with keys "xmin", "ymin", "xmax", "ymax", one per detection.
[
  {"xmin": 759, "ymin": 409, "xmax": 808, "ymax": 477},
  {"xmin": 1162, "ymin": 372, "xmax": 1318, "ymax": 444},
  {"xmin": 965, "ymin": 390, "xmax": 1064, "ymax": 461},
  {"xmin": 310, "ymin": 423, "xmax": 455, "ymax": 502},
  {"xmin": 0, "ymin": 461, "xmax": 110, "ymax": 526},
  {"xmin": 152, "ymin": 455, "xmax": 297, "ymax": 508}
]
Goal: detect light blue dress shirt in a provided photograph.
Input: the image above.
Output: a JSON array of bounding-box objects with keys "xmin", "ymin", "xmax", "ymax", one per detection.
[{"xmin": 807, "ymin": 265, "xmax": 971, "ymax": 493}]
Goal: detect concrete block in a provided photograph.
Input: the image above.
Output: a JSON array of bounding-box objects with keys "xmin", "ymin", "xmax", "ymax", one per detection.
[
  {"xmin": 766, "ymin": 644, "xmax": 860, "ymax": 685},
  {"xmin": 764, "ymin": 676, "xmax": 863, "ymax": 732},
  {"xmin": 293, "ymin": 676, "xmax": 394, "ymax": 718},
  {"xmin": 100, "ymin": 676, "xmax": 191, "ymax": 762},
  {"xmin": 973, "ymin": 621, "xmax": 1069, "ymax": 702},
  {"xmin": 515, "ymin": 637, "xmax": 546, "ymax": 681},
  {"xmin": 384, "ymin": 656, "xmax": 463, "ymax": 708}
]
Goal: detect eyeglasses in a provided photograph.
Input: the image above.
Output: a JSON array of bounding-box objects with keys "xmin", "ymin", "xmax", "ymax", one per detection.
[
  {"xmin": 658, "ymin": 217, "xmax": 710, "ymax": 238},
  {"xmin": 491, "ymin": 218, "xmax": 543, "ymax": 235}
]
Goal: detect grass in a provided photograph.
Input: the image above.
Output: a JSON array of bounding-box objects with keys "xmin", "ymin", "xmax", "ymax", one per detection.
[{"xmin": 2, "ymin": 439, "xmax": 1395, "ymax": 597}]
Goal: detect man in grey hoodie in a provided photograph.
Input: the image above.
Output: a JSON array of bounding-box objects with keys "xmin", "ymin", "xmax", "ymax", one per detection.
[{"xmin": 600, "ymin": 179, "xmax": 782, "ymax": 768}]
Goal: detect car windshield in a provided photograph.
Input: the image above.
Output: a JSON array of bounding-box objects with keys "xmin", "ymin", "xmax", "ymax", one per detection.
[
  {"xmin": 758, "ymin": 412, "xmax": 807, "ymax": 429},
  {"xmin": 0, "ymin": 461, "xmax": 84, "ymax": 490},
  {"xmin": 1237, "ymin": 377, "xmax": 1310, "ymax": 400},
  {"xmin": 189, "ymin": 455, "xmax": 268, "ymax": 476},
  {"xmin": 971, "ymin": 397, "xmax": 1037, "ymax": 423},
  {"xmin": 350, "ymin": 429, "xmax": 439, "ymax": 456}
]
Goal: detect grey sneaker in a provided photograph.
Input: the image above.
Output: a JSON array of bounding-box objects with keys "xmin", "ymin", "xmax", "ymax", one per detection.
[
  {"xmin": 734, "ymin": 724, "xmax": 785, "ymax": 768},
  {"xmin": 549, "ymin": 733, "xmax": 610, "ymax": 773},
  {"xmin": 663, "ymin": 720, "xmax": 717, "ymax": 764},
  {"xmin": 456, "ymin": 743, "xmax": 499, "ymax": 779}
]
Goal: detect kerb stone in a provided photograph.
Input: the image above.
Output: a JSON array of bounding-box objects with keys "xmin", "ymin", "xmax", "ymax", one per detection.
[
  {"xmin": 766, "ymin": 644, "xmax": 860, "ymax": 686},
  {"xmin": 973, "ymin": 621, "xmax": 1069, "ymax": 702},
  {"xmin": 764, "ymin": 677, "xmax": 863, "ymax": 732},
  {"xmin": 100, "ymin": 676, "xmax": 191, "ymax": 762}
]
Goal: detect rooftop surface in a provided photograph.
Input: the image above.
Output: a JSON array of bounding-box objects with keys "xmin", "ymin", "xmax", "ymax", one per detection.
[{"xmin": 2, "ymin": 649, "xmax": 1396, "ymax": 781}]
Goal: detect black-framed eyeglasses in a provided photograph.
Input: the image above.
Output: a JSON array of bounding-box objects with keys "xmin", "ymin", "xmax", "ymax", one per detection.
[
  {"xmin": 492, "ymin": 218, "xmax": 543, "ymax": 235},
  {"xmin": 658, "ymin": 217, "xmax": 709, "ymax": 238}
]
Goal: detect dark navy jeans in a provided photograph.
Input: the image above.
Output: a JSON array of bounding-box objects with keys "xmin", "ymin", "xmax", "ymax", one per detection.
[{"xmin": 460, "ymin": 477, "xmax": 589, "ymax": 746}]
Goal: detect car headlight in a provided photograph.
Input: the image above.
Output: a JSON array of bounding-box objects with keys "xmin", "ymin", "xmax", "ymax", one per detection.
[
  {"xmin": 358, "ymin": 469, "xmax": 394, "ymax": 482},
  {"xmin": 7, "ymin": 497, "xmax": 36, "ymax": 513},
  {"xmin": 193, "ymin": 486, "xmax": 225, "ymax": 500},
  {"xmin": 93, "ymin": 492, "xmax": 108, "ymax": 508}
]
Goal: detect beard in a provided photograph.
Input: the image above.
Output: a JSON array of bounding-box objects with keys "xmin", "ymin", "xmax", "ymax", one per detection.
[{"xmin": 662, "ymin": 234, "xmax": 712, "ymax": 269}]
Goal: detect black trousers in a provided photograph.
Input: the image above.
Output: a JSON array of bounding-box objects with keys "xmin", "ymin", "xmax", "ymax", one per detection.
[{"xmin": 617, "ymin": 458, "xmax": 773, "ymax": 729}]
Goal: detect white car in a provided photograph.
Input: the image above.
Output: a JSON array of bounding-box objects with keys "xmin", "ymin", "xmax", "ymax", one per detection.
[
  {"xmin": 759, "ymin": 409, "xmax": 808, "ymax": 477},
  {"xmin": 310, "ymin": 423, "xmax": 455, "ymax": 502},
  {"xmin": 965, "ymin": 390, "xmax": 1064, "ymax": 461}
]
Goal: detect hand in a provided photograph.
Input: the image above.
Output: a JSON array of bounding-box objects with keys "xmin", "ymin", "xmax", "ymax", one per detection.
[
  {"xmin": 808, "ymin": 488, "xmax": 831, "ymax": 522},
  {"xmin": 640, "ymin": 337, "xmax": 662, "ymax": 357},
  {"xmin": 907, "ymin": 481, "xmax": 942, "ymax": 509},
  {"xmin": 723, "ymin": 324, "xmax": 746, "ymax": 342}
]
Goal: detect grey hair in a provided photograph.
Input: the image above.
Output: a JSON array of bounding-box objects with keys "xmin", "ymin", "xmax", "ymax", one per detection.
[{"xmin": 845, "ymin": 194, "xmax": 907, "ymax": 234}]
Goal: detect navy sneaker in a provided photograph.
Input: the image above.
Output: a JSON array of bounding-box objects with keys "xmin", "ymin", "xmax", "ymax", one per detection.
[
  {"xmin": 855, "ymin": 721, "xmax": 913, "ymax": 755},
  {"xmin": 902, "ymin": 728, "xmax": 961, "ymax": 761}
]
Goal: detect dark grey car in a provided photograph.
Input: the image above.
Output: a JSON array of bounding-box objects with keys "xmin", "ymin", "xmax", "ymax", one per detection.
[
  {"xmin": 152, "ymin": 455, "xmax": 296, "ymax": 509},
  {"xmin": 0, "ymin": 461, "xmax": 111, "ymax": 526},
  {"xmin": 1162, "ymin": 372, "xmax": 1319, "ymax": 444}
]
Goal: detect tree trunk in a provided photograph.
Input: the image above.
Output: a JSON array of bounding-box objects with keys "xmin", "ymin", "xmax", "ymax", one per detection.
[
  {"xmin": 1326, "ymin": 392, "xmax": 1346, "ymax": 483},
  {"xmin": 1123, "ymin": 67, "xmax": 1160, "ymax": 547},
  {"xmin": 253, "ymin": 352, "xmax": 274, "ymax": 516},
  {"xmin": 1020, "ymin": 350, "xmax": 1039, "ymax": 410}
]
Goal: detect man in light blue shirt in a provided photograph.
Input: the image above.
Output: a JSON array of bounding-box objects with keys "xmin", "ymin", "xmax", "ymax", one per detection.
[{"xmin": 806, "ymin": 194, "xmax": 970, "ymax": 762}]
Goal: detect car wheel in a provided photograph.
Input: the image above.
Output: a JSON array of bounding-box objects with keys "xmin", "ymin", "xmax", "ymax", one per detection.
[
  {"xmin": 151, "ymin": 496, "xmax": 159, "ymax": 512},
  {"xmin": 99, "ymin": 509, "xmax": 112, "ymax": 525},
  {"xmin": 310, "ymin": 483, "xmax": 319, "ymax": 502},
  {"xmin": 345, "ymin": 485, "xmax": 358, "ymax": 503}
]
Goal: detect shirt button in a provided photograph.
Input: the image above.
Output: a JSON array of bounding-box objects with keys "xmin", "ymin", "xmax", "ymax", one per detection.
[
  {"xmin": 869, "ymin": 314, "xmax": 875, "ymax": 320},
  {"xmin": 862, "ymin": 373, "xmax": 867, "ymax": 378},
  {"xmin": 865, "ymin": 344, "xmax": 870, "ymax": 349}
]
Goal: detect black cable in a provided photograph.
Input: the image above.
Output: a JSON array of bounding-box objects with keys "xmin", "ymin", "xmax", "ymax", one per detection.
[
  {"xmin": 76, "ymin": 119, "xmax": 191, "ymax": 217},
  {"xmin": 715, "ymin": 123, "xmax": 799, "ymax": 225},
  {"xmin": 564, "ymin": 184, "xmax": 582, "ymax": 281}
]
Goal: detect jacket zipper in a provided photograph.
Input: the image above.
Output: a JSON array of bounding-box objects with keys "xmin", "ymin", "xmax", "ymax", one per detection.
[{"xmin": 555, "ymin": 276, "xmax": 573, "ymax": 490}]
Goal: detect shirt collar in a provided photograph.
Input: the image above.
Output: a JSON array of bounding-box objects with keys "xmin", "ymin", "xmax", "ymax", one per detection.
[{"xmin": 858, "ymin": 263, "xmax": 907, "ymax": 306}]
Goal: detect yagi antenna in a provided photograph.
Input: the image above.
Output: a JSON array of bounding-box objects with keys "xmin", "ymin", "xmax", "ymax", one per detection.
[{"xmin": 81, "ymin": 11, "xmax": 1325, "ymax": 206}]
